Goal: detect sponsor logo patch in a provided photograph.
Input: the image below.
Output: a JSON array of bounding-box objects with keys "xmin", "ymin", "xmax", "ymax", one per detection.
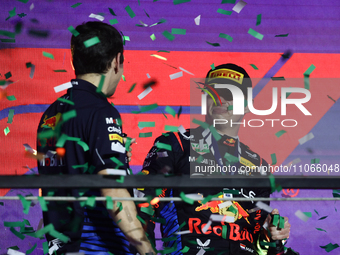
[
  {"xmin": 109, "ymin": 134, "xmax": 123, "ymax": 143},
  {"xmin": 208, "ymin": 68, "xmax": 244, "ymax": 84},
  {"xmin": 223, "ymin": 138, "xmax": 236, "ymax": 147},
  {"xmin": 191, "ymin": 143, "xmax": 210, "ymax": 155},
  {"xmin": 41, "ymin": 113, "xmax": 61, "ymax": 130},
  {"xmin": 245, "ymin": 151, "xmax": 258, "ymax": 159},
  {"xmin": 108, "ymin": 126, "xmax": 122, "ymax": 134}
]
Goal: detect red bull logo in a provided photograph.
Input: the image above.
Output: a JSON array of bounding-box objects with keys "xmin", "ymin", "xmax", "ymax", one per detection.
[
  {"xmin": 41, "ymin": 113, "xmax": 61, "ymax": 129},
  {"xmin": 223, "ymin": 138, "xmax": 236, "ymax": 146},
  {"xmin": 195, "ymin": 195, "xmax": 224, "ymax": 213}
]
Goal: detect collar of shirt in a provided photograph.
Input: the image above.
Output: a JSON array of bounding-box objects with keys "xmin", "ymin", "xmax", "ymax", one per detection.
[{"xmin": 69, "ymin": 79, "xmax": 107, "ymax": 101}]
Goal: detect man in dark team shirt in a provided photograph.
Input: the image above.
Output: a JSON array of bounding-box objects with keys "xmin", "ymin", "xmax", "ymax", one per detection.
[
  {"xmin": 140, "ymin": 64, "xmax": 297, "ymax": 254},
  {"xmin": 37, "ymin": 21, "xmax": 154, "ymax": 255}
]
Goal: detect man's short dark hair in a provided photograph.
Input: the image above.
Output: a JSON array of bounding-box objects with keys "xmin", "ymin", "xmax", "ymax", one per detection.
[{"xmin": 71, "ymin": 21, "xmax": 124, "ymax": 76}]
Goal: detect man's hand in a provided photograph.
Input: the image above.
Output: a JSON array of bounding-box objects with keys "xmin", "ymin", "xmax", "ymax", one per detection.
[
  {"xmin": 124, "ymin": 137, "xmax": 136, "ymax": 162},
  {"xmin": 266, "ymin": 208, "xmax": 291, "ymax": 240}
]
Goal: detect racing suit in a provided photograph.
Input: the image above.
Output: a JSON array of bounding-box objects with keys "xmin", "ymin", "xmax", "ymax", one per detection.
[{"xmin": 140, "ymin": 126, "xmax": 294, "ymax": 255}]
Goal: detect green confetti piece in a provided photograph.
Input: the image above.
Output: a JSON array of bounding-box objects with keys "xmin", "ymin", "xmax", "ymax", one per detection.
[
  {"xmin": 224, "ymin": 152, "xmax": 239, "ymax": 164},
  {"xmin": 62, "ymin": 109, "xmax": 77, "ymax": 122},
  {"xmin": 28, "ymin": 29, "xmax": 50, "ymax": 38},
  {"xmin": 57, "ymin": 97, "xmax": 74, "ymax": 105},
  {"xmin": 206, "ymin": 41, "xmax": 220, "ymax": 47},
  {"xmin": 222, "ymin": 0, "xmax": 236, "ymax": 3},
  {"xmin": 320, "ymin": 243, "xmax": 339, "ymax": 252},
  {"xmin": 180, "ymin": 246, "xmax": 190, "ymax": 253},
  {"xmin": 7, "ymin": 109, "xmax": 14, "ymax": 124},
  {"xmin": 42, "ymin": 51, "xmax": 54, "ymax": 60},
  {"xmin": 192, "ymin": 118, "xmax": 210, "ymax": 129},
  {"xmin": 157, "ymin": 50, "xmax": 170, "ymax": 53},
  {"xmin": 275, "ymin": 130, "xmax": 286, "ymax": 138},
  {"xmin": 165, "ymin": 106, "xmax": 177, "ymax": 117},
  {"xmin": 9, "ymin": 227, "xmax": 25, "ymax": 240},
  {"xmin": 227, "ymin": 205, "xmax": 238, "ymax": 214},
  {"xmin": 271, "ymin": 77, "xmax": 285, "ymax": 80},
  {"xmin": 139, "ymin": 132, "xmax": 152, "ymax": 138},
  {"xmin": 150, "ymin": 34, "xmax": 156, "ymax": 41},
  {"xmin": 0, "ymin": 39, "xmax": 15, "ymax": 43},
  {"xmin": 304, "ymin": 75, "xmax": 310, "ymax": 90},
  {"xmin": 217, "ymin": 8, "xmax": 232, "ymax": 15},
  {"xmin": 0, "ymin": 202, "xmax": 3, "ymax": 206},
  {"xmin": 18, "ymin": 195, "xmax": 31, "ymax": 214},
  {"xmin": 279, "ymin": 216, "xmax": 285, "ymax": 229},
  {"xmin": 248, "ymin": 28, "xmax": 264, "ymax": 40},
  {"xmin": 53, "ymin": 69, "xmax": 67, "ymax": 72},
  {"xmin": 137, "ymin": 215, "xmax": 146, "ymax": 225},
  {"xmin": 177, "ymin": 105, "xmax": 182, "ymax": 118},
  {"xmin": 86, "ymin": 196, "xmax": 96, "ymax": 208},
  {"xmin": 162, "ymin": 30, "xmax": 175, "ymax": 41},
  {"xmin": 316, "ymin": 228, "xmax": 327, "ymax": 232},
  {"xmin": 179, "ymin": 192, "xmax": 195, "ymax": 204},
  {"xmin": 116, "ymin": 176, "xmax": 125, "ymax": 183},
  {"xmin": 256, "ymin": 14, "xmax": 262, "ymax": 26},
  {"xmin": 26, "ymin": 243, "xmax": 37, "ymax": 254},
  {"xmin": 219, "ymin": 33, "xmax": 233, "ymax": 42},
  {"xmin": 222, "ymin": 225, "xmax": 228, "ymax": 239},
  {"xmin": 125, "ymin": 5, "xmax": 136, "ymax": 18},
  {"xmin": 84, "ymin": 36, "xmax": 100, "ymax": 48},
  {"xmin": 260, "ymin": 241, "xmax": 276, "ymax": 247},
  {"xmin": 109, "ymin": 8, "xmax": 117, "ymax": 16},
  {"xmin": 71, "ymin": 3, "xmax": 82, "ymax": 8},
  {"xmin": 110, "ymin": 157, "xmax": 124, "ymax": 168},
  {"xmin": 26, "ymin": 62, "xmax": 32, "ymax": 68},
  {"xmin": 128, "ymin": 83, "xmax": 136, "ymax": 93},
  {"xmin": 162, "ymin": 236, "xmax": 177, "ymax": 242},
  {"xmin": 303, "ymin": 212, "xmax": 312, "ymax": 218},
  {"xmin": 5, "ymin": 72, "xmax": 12, "ymax": 79},
  {"xmin": 110, "ymin": 19, "xmax": 119, "ymax": 25},
  {"xmin": 318, "ymin": 216, "xmax": 328, "ymax": 220},
  {"xmin": 311, "ymin": 158, "xmax": 320, "ymax": 164},
  {"xmin": 116, "ymin": 201, "xmax": 123, "ymax": 212},
  {"xmin": 4, "ymin": 127, "xmax": 10, "ymax": 135},
  {"xmin": 18, "ymin": 13, "xmax": 27, "ymax": 18},
  {"xmin": 4, "ymin": 221, "xmax": 25, "ymax": 228},
  {"xmin": 209, "ymin": 125, "xmax": 222, "ymax": 141},
  {"xmin": 227, "ymin": 105, "xmax": 233, "ymax": 111},
  {"xmin": 8, "ymin": 246, "xmax": 20, "ymax": 250},
  {"xmin": 67, "ymin": 26, "xmax": 79, "ymax": 37},
  {"xmin": 141, "ymin": 206, "xmax": 155, "ymax": 216},
  {"xmin": 104, "ymin": 196, "xmax": 113, "ymax": 210},
  {"xmin": 174, "ymin": 0, "xmax": 191, "ymax": 4},
  {"xmin": 77, "ymin": 141, "xmax": 89, "ymax": 151},
  {"xmin": 271, "ymin": 153, "xmax": 277, "ymax": 165},
  {"xmin": 314, "ymin": 209, "xmax": 320, "ymax": 216},
  {"xmin": 38, "ymin": 197, "xmax": 48, "ymax": 212},
  {"xmin": 172, "ymin": 28, "xmax": 186, "ymax": 35},
  {"xmin": 164, "ymin": 125, "xmax": 178, "ymax": 132},
  {"xmin": 116, "ymin": 219, "xmax": 122, "ymax": 224},
  {"xmin": 156, "ymin": 142, "xmax": 172, "ymax": 151},
  {"xmin": 275, "ymin": 34, "xmax": 289, "ymax": 37},
  {"xmin": 211, "ymin": 63, "xmax": 216, "ymax": 70},
  {"xmin": 139, "ymin": 121, "xmax": 155, "ymax": 128},
  {"xmin": 7, "ymin": 95, "xmax": 16, "ymax": 101},
  {"xmin": 327, "ymin": 95, "xmax": 336, "ymax": 103},
  {"xmin": 15, "ymin": 23, "xmax": 23, "ymax": 34},
  {"xmin": 17, "ymin": 0, "xmax": 29, "ymax": 2},
  {"xmin": 0, "ymin": 30, "xmax": 16, "ymax": 38},
  {"xmin": 224, "ymin": 189, "xmax": 239, "ymax": 195},
  {"xmin": 7, "ymin": 7, "xmax": 17, "ymax": 20},
  {"xmin": 144, "ymin": 9, "xmax": 150, "ymax": 17},
  {"xmin": 304, "ymin": 64, "xmax": 316, "ymax": 76},
  {"xmin": 42, "ymin": 242, "xmax": 49, "ymax": 254},
  {"xmin": 49, "ymin": 229, "xmax": 69, "ymax": 243}
]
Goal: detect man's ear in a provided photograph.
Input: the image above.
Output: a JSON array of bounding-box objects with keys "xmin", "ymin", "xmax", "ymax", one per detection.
[{"xmin": 112, "ymin": 52, "xmax": 122, "ymax": 74}]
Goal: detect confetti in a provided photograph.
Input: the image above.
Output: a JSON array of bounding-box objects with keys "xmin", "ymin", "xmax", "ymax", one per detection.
[
  {"xmin": 138, "ymin": 121, "xmax": 155, "ymax": 128},
  {"xmin": 71, "ymin": 3, "xmax": 82, "ymax": 8},
  {"xmin": 222, "ymin": 0, "xmax": 236, "ymax": 3},
  {"xmin": 303, "ymin": 64, "xmax": 316, "ymax": 90},
  {"xmin": 219, "ymin": 33, "xmax": 233, "ymax": 42},
  {"xmin": 162, "ymin": 30, "xmax": 175, "ymax": 41},
  {"xmin": 320, "ymin": 243, "xmax": 339, "ymax": 252},
  {"xmin": 125, "ymin": 6, "xmax": 136, "ymax": 18},
  {"xmin": 270, "ymin": 153, "xmax": 277, "ymax": 165},
  {"xmin": 327, "ymin": 95, "xmax": 336, "ymax": 103},
  {"xmin": 172, "ymin": 28, "xmax": 186, "ymax": 35},
  {"xmin": 248, "ymin": 28, "xmax": 263, "ymax": 40},
  {"xmin": 255, "ymin": 201, "xmax": 273, "ymax": 213},
  {"xmin": 84, "ymin": 36, "xmax": 100, "ymax": 48},
  {"xmin": 7, "ymin": 95, "xmax": 16, "ymax": 101},
  {"xmin": 139, "ymin": 132, "xmax": 152, "ymax": 138},
  {"xmin": 7, "ymin": 7, "xmax": 17, "ymax": 20},
  {"xmin": 146, "ymin": 73, "xmax": 151, "ymax": 79},
  {"xmin": 150, "ymin": 33, "xmax": 156, "ymax": 41},
  {"xmin": 150, "ymin": 54, "xmax": 167, "ymax": 61},
  {"xmin": 67, "ymin": 26, "xmax": 80, "ymax": 37},
  {"xmin": 108, "ymin": 8, "xmax": 117, "ymax": 16},
  {"xmin": 28, "ymin": 29, "xmax": 50, "ymax": 38},
  {"xmin": 179, "ymin": 67, "xmax": 194, "ymax": 75},
  {"xmin": 0, "ymin": 30, "xmax": 15, "ymax": 38},
  {"xmin": 174, "ymin": 0, "xmax": 191, "ymax": 4},
  {"xmin": 298, "ymin": 132, "xmax": 314, "ymax": 145},
  {"xmin": 0, "ymin": 39, "xmax": 15, "ymax": 43},
  {"xmin": 217, "ymin": 8, "xmax": 232, "ymax": 15},
  {"xmin": 232, "ymin": 0, "xmax": 247, "ymax": 13},
  {"xmin": 54, "ymin": 81, "xmax": 72, "ymax": 93},
  {"xmin": 7, "ymin": 109, "xmax": 14, "ymax": 124},
  {"xmin": 156, "ymin": 142, "xmax": 172, "ymax": 151},
  {"xmin": 89, "ymin": 13, "xmax": 104, "ymax": 21},
  {"xmin": 18, "ymin": 195, "xmax": 31, "ymax": 214},
  {"xmin": 127, "ymin": 83, "xmax": 136, "ymax": 93},
  {"xmin": 132, "ymin": 103, "xmax": 158, "ymax": 114},
  {"xmin": 256, "ymin": 14, "xmax": 262, "ymax": 26},
  {"xmin": 275, "ymin": 130, "xmax": 286, "ymax": 138},
  {"xmin": 42, "ymin": 51, "xmax": 54, "ymax": 60},
  {"xmin": 206, "ymin": 41, "xmax": 220, "ymax": 47},
  {"xmin": 275, "ymin": 34, "xmax": 289, "ymax": 37},
  {"xmin": 194, "ymin": 15, "xmax": 201, "ymax": 25},
  {"xmin": 165, "ymin": 106, "xmax": 177, "ymax": 117},
  {"xmin": 138, "ymin": 87, "xmax": 153, "ymax": 100},
  {"xmin": 318, "ymin": 216, "xmax": 328, "ymax": 220},
  {"xmin": 57, "ymin": 97, "xmax": 75, "ymax": 105},
  {"xmin": 4, "ymin": 127, "xmax": 10, "ymax": 135},
  {"xmin": 7, "ymin": 249, "xmax": 25, "ymax": 255},
  {"xmin": 110, "ymin": 157, "xmax": 124, "ymax": 168},
  {"xmin": 169, "ymin": 71, "xmax": 183, "ymax": 80},
  {"xmin": 5, "ymin": 72, "xmax": 12, "ymax": 79},
  {"xmin": 165, "ymin": 125, "xmax": 178, "ymax": 132},
  {"xmin": 180, "ymin": 192, "xmax": 195, "ymax": 204},
  {"xmin": 250, "ymin": 64, "xmax": 258, "ymax": 70},
  {"xmin": 271, "ymin": 76, "xmax": 285, "ymax": 80},
  {"xmin": 26, "ymin": 244, "xmax": 37, "ymax": 255},
  {"xmin": 295, "ymin": 210, "xmax": 311, "ymax": 222}
]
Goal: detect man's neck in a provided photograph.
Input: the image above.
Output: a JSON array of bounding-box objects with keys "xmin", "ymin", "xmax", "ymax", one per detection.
[{"xmin": 76, "ymin": 73, "xmax": 101, "ymax": 88}]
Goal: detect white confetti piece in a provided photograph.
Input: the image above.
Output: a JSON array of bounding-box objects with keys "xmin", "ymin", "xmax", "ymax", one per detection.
[
  {"xmin": 210, "ymin": 214, "xmax": 235, "ymax": 223},
  {"xmin": 150, "ymin": 54, "xmax": 167, "ymax": 61},
  {"xmin": 295, "ymin": 209, "xmax": 311, "ymax": 222},
  {"xmin": 157, "ymin": 151, "xmax": 169, "ymax": 157},
  {"xmin": 106, "ymin": 169, "xmax": 127, "ymax": 176},
  {"xmin": 169, "ymin": 71, "xmax": 183, "ymax": 80},
  {"xmin": 218, "ymin": 201, "xmax": 232, "ymax": 209},
  {"xmin": 54, "ymin": 81, "xmax": 72, "ymax": 93},
  {"xmin": 133, "ymin": 188, "xmax": 145, "ymax": 198},
  {"xmin": 146, "ymin": 73, "xmax": 151, "ymax": 78},
  {"xmin": 139, "ymin": 20, "xmax": 148, "ymax": 27},
  {"xmin": 23, "ymin": 143, "xmax": 34, "ymax": 153},
  {"xmin": 199, "ymin": 139, "xmax": 204, "ymax": 150},
  {"xmin": 194, "ymin": 15, "xmax": 201, "ymax": 25},
  {"xmin": 185, "ymin": 194, "xmax": 203, "ymax": 200},
  {"xmin": 138, "ymin": 86, "xmax": 153, "ymax": 100},
  {"xmin": 202, "ymin": 219, "xmax": 212, "ymax": 233},
  {"xmin": 175, "ymin": 230, "xmax": 191, "ymax": 235},
  {"xmin": 111, "ymin": 142, "xmax": 126, "ymax": 153},
  {"xmin": 7, "ymin": 249, "xmax": 25, "ymax": 255},
  {"xmin": 298, "ymin": 132, "xmax": 314, "ymax": 145},
  {"xmin": 255, "ymin": 201, "xmax": 273, "ymax": 213},
  {"xmin": 196, "ymin": 248, "xmax": 206, "ymax": 255},
  {"xmin": 29, "ymin": 64, "xmax": 35, "ymax": 79},
  {"xmin": 29, "ymin": 3, "xmax": 34, "ymax": 10},
  {"xmin": 179, "ymin": 67, "xmax": 194, "ymax": 75},
  {"xmin": 89, "ymin": 13, "xmax": 105, "ymax": 21},
  {"xmin": 232, "ymin": 0, "xmax": 247, "ymax": 13}
]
